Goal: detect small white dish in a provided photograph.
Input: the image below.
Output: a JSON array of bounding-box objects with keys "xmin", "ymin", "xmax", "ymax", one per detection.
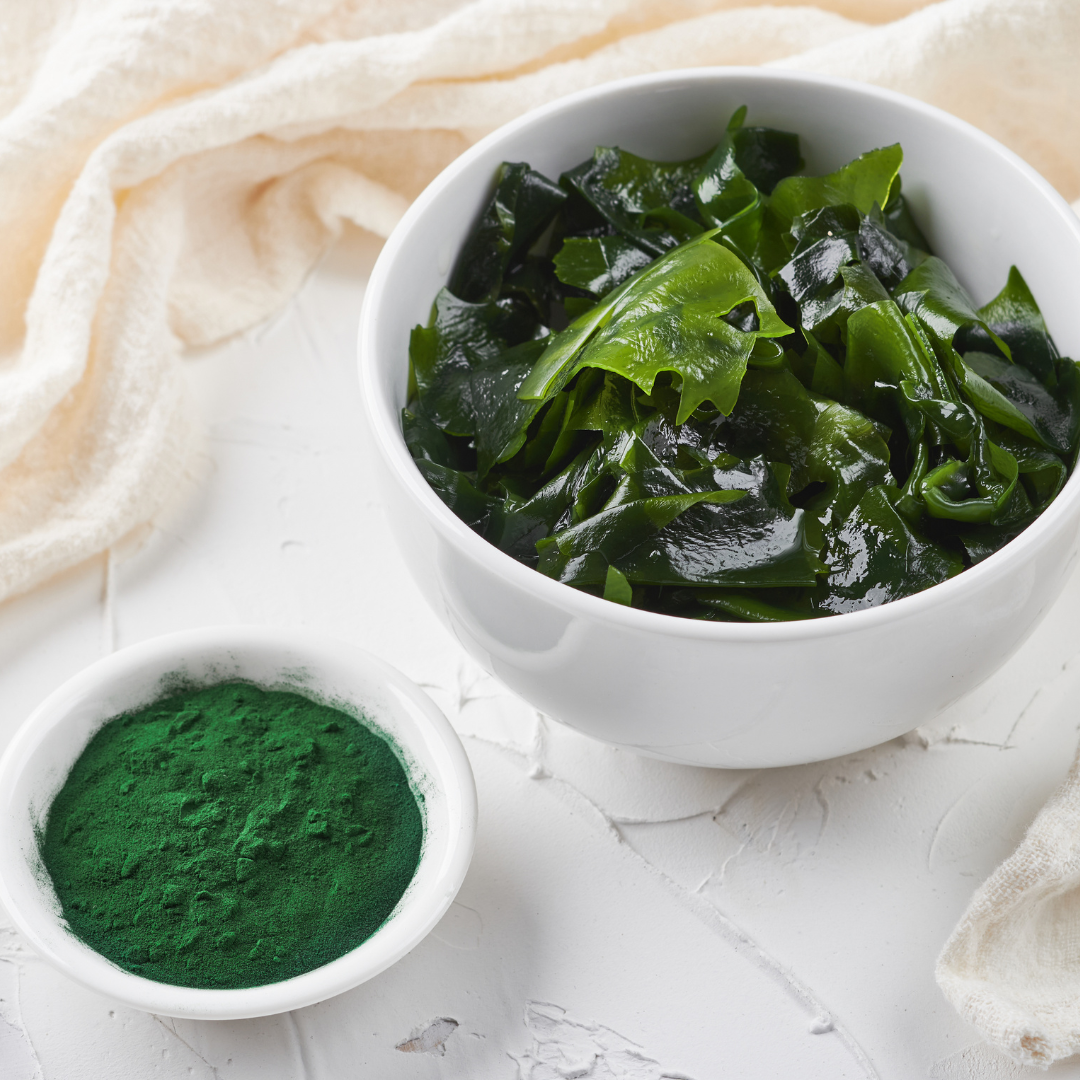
[
  {"xmin": 0, "ymin": 626, "xmax": 477, "ymax": 1020},
  {"xmin": 358, "ymin": 68, "xmax": 1080, "ymax": 768}
]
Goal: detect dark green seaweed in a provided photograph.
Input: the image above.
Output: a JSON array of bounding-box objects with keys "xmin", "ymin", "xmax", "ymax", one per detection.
[{"xmin": 402, "ymin": 108, "xmax": 1080, "ymax": 621}]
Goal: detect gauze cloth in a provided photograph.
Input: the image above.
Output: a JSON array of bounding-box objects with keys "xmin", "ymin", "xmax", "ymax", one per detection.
[
  {"xmin": 3, "ymin": 0, "xmax": 1080, "ymax": 603},
  {"xmin": 937, "ymin": 749, "xmax": 1080, "ymax": 1069}
]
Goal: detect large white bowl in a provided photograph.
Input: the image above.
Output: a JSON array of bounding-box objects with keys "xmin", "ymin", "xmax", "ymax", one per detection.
[
  {"xmin": 0, "ymin": 626, "xmax": 477, "ymax": 1019},
  {"xmin": 358, "ymin": 69, "xmax": 1080, "ymax": 769}
]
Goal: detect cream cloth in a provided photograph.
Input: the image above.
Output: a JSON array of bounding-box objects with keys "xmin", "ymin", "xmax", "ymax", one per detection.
[{"xmin": 937, "ymin": 751, "xmax": 1080, "ymax": 1068}]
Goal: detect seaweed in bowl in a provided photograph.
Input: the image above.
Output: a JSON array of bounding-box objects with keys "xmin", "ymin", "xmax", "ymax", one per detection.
[{"xmin": 402, "ymin": 107, "xmax": 1080, "ymax": 622}]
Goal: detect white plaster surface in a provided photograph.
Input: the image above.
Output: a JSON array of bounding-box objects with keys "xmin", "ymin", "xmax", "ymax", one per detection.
[{"xmin": 3, "ymin": 227, "xmax": 1080, "ymax": 1077}]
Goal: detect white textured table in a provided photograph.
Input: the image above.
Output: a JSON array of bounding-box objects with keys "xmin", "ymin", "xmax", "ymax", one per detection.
[{"xmin": 3, "ymin": 229, "xmax": 1080, "ymax": 1080}]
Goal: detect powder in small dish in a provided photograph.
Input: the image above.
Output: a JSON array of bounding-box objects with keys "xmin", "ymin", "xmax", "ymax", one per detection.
[{"xmin": 39, "ymin": 681, "xmax": 424, "ymax": 990}]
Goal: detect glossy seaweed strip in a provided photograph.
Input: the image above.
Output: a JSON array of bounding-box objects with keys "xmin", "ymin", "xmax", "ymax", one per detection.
[{"xmin": 403, "ymin": 107, "xmax": 1080, "ymax": 620}]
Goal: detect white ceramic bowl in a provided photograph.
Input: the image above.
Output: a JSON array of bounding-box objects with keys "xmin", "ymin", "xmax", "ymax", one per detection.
[
  {"xmin": 0, "ymin": 626, "xmax": 477, "ymax": 1019},
  {"xmin": 358, "ymin": 69, "xmax": 1080, "ymax": 769}
]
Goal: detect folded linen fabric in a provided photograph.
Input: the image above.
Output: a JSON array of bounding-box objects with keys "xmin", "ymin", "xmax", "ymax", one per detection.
[
  {"xmin": 937, "ymin": 749, "xmax": 1080, "ymax": 1068},
  {"xmin": 0, "ymin": 0, "xmax": 1077, "ymax": 609}
]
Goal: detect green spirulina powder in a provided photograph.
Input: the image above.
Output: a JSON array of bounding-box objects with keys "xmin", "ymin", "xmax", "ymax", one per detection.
[{"xmin": 39, "ymin": 681, "xmax": 424, "ymax": 989}]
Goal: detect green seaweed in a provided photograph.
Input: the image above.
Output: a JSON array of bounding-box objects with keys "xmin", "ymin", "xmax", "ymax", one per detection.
[{"xmin": 402, "ymin": 108, "xmax": 1079, "ymax": 620}]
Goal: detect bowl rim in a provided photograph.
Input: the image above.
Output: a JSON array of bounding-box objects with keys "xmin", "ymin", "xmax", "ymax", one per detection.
[
  {"xmin": 0, "ymin": 625, "xmax": 478, "ymax": 1020},
  {"xmin": 358, "ymin": 66, "xmax": 1080, "ymax": 643}
]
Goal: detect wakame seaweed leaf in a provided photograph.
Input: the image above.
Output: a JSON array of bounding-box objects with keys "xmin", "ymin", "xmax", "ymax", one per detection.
[
  {"xmin": 404, "ymin": 116, "xmax": 1080, "ymax": 621},
  {"xmin": 694, "ymin": 107, "xmax": 764, "ymax": 229},
  {"xmin": 726, "ymin": 112, "xmax": 804, "ymax": 196},
  {"xmin": 721, "ymin": 367, "xmax": 892, "ymax": 528},
  {"xmin": 519, "ymin": 231, "xmax": 791, "ymax": 422},
  {"xmin": 881, "ymin": 175, "xmax": 931, "ymax": 251},
  {"xmin": 799, "ymin": 263, "xmax": 891, "ymax": 345},
  {"xmin": 959, "ymin": 350, "xmax": 1078, "ymax": 455},
  {"xmin": 540, "ymin": 437, "xmax": 825, "ymax": 589},
  {"xmin": 537, "ymin": 489, "xmax": 746, "ymax": 585},
  {"xmin": 409, "ymin": 288, "xmax": 537, "ymax": 435},
  {"xmin": 776, "ymin": 204, "xmax": 862, "ymax": 304},
  {"xmin": 918, "ymin": 429, "xmax": 1019, "ymax": 524},
  {"xmin": 844, "ymin": 298, "xmax": 951, "ymax": 424},
  {"xmin": 894, "ymin": 256, "xmax": 1012, "ymax": 362},
  {"xmin": 552, "ymin": 235, "xmax": 652, "ymax": 297},
  {"xmin": 614, "ymin": 460, "xmax": 828, "ymax": 589},
  {"xmin": 960, "ymin": 267, "xmax": 1080, "ymax": 451},
  {"xmin": 471, "ymin": 338, "xmax": 550, "ymax": 477},
  {"xmin": 603, "ymin": 565, "xmax": 634, "ymax": 604},
  {"xmin": 450, "ymin": 162, "xmax": 567, "ymax": 303},
  {"xmin": 966, "ymin": 266, "xmax": 1058, "ymax": 383},
  {"xmin": 561, "ymin": 145, "xmax": 709, "ymax": 258},
  {"xmin": 857, "ymin": 212, "xmax": 922, "ymax": 291},
  {"xmin": 770, "ymin": 144, "xmax": 903, "ymax": 225},
  {"xmin": 812, "ymin": 485, "xmax": 964, "ymax": 614},
  {"xmin": 693, "ymin": 107, "xmax": 803, "ymax": 276}
]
